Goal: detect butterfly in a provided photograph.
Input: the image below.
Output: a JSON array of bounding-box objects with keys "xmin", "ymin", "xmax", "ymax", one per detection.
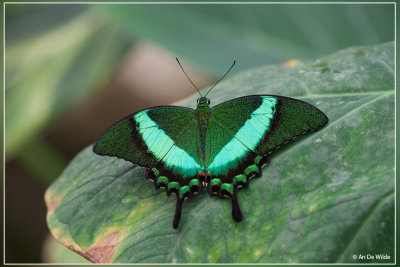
[{"xmin": 93, "ymin": 59, "xmax": 328, "ymax": 229}]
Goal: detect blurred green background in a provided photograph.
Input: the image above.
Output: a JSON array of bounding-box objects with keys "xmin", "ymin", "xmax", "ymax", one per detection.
[{"xmin": 4, "ymin": 3, "xmax": 394, "ymax": 263}]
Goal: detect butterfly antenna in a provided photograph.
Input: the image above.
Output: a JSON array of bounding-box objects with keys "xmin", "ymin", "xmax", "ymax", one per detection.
[
  {"xmin": 205, "ymin": 60, "xmax": 236, "ymax": 97},
  {"xmin": 176, "ymin": 57, "xmax": 203, "ymax": 97}
]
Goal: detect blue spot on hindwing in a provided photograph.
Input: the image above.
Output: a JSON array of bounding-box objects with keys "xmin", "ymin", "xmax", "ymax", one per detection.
[
  {"xmin": 134, "ymin": 111, "xmax": 201, "ymax": 178},
  {"xmin": 208, "ymin": 96, "xmax": 277, "ymax": 175}
]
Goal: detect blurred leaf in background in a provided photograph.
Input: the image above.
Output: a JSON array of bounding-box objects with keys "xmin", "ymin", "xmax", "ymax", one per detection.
[
  {"xmin": 97, "ymin": 4, "xmax": 394, "ymax": 74},
  {"xmin": 5, "ymin": 4, "xmax": 131, "ymax": 160}
]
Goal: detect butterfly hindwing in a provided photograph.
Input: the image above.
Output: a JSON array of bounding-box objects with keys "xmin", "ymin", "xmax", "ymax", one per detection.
[{"xmin": 206, "ymin": 95, "xmax": 328, "ymax": 197}]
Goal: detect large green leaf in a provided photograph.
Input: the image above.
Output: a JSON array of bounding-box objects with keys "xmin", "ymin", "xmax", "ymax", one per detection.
[
  {"xmin": 96, "ymin": 4, "xmax": 394, "ymax": 75},
  {"xmin": 45, "ymin": 42, "xmax": 394, "ymax": 263},
  {"xmin": 5, "ymin": 5, "xmax": 131, "ymax": 158}
]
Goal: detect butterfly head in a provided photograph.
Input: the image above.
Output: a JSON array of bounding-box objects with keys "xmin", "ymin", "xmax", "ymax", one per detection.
[{"xmin": 197, "ymin": 97, "xmax": 211, "ymax": 106}]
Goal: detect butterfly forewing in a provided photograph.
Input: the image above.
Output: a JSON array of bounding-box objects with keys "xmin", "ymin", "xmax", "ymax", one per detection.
[
  {"xmin": 93, "ymin": 113, "xmax": 157, "ymax": 166},
  {"xmin": 205, "ymin": 99, "xmax": 263, "ymax": 178},
  {"xmin": 94, "ymin": 106, "xmax": 203, "ymax": 186},
  {"xmin": 206, "ymin": 95, "xmax": 328, "ymax": 191}
]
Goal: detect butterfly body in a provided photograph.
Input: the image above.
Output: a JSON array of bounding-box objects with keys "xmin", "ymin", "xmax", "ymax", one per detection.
[
  {"xmin": 94, "ymin": 94, "xmax": 328, "ymax": 229},
  {"xmin": 195, "ymin": 97, "xmax": 211, "ymax": 166}
]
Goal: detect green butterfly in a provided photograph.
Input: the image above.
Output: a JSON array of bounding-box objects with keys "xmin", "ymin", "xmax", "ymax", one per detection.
[{"xmin": 93, "ymin": 59, "xmax": 328, "ymax": 229}]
